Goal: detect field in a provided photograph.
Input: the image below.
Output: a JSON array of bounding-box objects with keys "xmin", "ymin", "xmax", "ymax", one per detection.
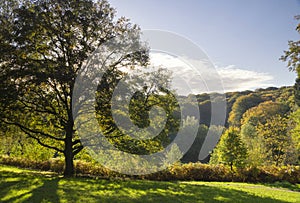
[{"xmin": 0, "ymin": 165, "xmax": 299, "ymax": 203}]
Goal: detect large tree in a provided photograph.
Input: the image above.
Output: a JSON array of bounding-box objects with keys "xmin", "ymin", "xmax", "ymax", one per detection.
[
  {"xmin": 281, "ymin": 15, "xmax": 300, "ymax": 164},
  {"xmin": 281, "ymin": 15, "xmax": 300, "ymax": 106},
  {"xmin": 0, "ymin": 0, "xmax": 148, "ymax": 177}
]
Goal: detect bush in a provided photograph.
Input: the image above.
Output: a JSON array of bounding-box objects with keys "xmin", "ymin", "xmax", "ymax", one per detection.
[
  {"xmin": 1, "ymin": 155, "xmax": 299, "ymax": 183},
  {"xmin": 0, "ymin": 155, "xmax": 63, "ymax": 173}
]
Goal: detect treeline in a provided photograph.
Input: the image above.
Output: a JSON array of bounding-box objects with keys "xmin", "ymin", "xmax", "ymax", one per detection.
[
  {"xmin": 1, "ymin": 86, "xmax": 298, "ymax": 168},
  {"xmin": 180, "ymin": 86, "xmax": 299, "ymax": 168}
]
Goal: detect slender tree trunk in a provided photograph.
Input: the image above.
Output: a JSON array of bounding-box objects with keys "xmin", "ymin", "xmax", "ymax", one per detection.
[
  {"xmin": 230, "ymin": 162, "xmax": 234, "ymax": 181},
  {"xmin": 295, "ymin": 78, "xmax": 300, "ymax": 107}
]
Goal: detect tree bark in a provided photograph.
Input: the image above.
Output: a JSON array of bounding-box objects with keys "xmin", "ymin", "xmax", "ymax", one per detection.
[
  {"xmin": 64, "ymin": 122, "xmax": 74, "ymax": 177},
  {"xmin": 64, "ymin": 137, "xmax": 74, "ymax": 177}
]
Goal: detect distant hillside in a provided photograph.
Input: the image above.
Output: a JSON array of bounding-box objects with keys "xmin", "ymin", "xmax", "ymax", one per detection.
[
  {"xmin": 181, "ymin": 86, "xmax": 295, "ymax": 163},
  {"xmin": 182, "ymin": 86, "xmax": 295, "ymax": 127}
]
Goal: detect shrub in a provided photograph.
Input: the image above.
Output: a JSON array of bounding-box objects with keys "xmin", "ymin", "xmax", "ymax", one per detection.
[{"xmin": 0, "ymin": 155, "xmax": 299, "ymax": 183}]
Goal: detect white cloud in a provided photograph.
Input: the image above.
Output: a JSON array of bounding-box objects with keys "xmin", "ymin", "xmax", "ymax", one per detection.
[
  {"xmin": 149, "ymin": 53, "xmax": 275, "ymax": 94},
  {"xmin": 217, "ymin": 65, "xmax": 274, "ymax": 92}
]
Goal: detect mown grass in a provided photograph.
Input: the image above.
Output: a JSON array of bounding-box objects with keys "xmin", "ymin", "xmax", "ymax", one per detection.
[{"xmin": 0, "ymin": 165, "xmax": 299, "ymax": 203}]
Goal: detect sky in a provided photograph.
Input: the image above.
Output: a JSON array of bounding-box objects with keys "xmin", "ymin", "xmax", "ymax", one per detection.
[{"xmin": 108, "ymin": 0, "xmax": 300, "ymax": 92}]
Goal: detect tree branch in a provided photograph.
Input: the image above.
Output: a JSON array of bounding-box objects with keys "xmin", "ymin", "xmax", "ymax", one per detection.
[
  {"xmin": 2, "ymin": 119, "xmax": 65, "ymax": 142},
  {"xmin": 73, "ymin": 145, "xmax": 84, "ymax": 156},
  {"xmin": 22, "ymin": 129, "xmax": 64, "ymax": 153}
]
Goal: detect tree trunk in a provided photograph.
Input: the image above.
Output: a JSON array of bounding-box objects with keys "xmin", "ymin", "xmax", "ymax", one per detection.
[
  {"xmin": 64, "ymin": 140, "xmax": 74, "ymax": 177},
  {"xmin": 64, "ymin": 150, "xmax": 74, "ymax": 177},
  {"xmin": 64, "ymin": 125, "xmax": 74, "ymax": 177}
]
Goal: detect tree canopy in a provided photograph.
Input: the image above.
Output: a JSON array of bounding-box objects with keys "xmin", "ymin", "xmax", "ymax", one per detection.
[
  {"xmin": 0, "ymin": 0, "xmax": 148, "ymax": 177},
  {"xmin": 210, "ymin": 127, "xmax": 247, "ymax": 170},
  {"xmin": 228, "ymin": 94, "xmax": 263, "ymax": 127},
  {"xmin": 281, "ymin": 15, "xmax": 300, "ymax": 106}
]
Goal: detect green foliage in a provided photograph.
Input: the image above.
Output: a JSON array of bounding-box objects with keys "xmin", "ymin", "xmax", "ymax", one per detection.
[
  {"xmin": 183, "ymin": 87, "xmax": 294, "ymax": 130},
  {"xmin": 95, "ymin": 68, "xmax": 181, "ymax": 155},
  {"xmin": 0, "ymin": 126, "xmax": 55, "ymax": 161},
  {"xmin": 291, "ymin": 109, "xmax": 300, "ymax": 153},
  {"xmin": 241, "ymin": 123, "xmax": 267, "ymax": 166},
  {"xmin": 280, "ymin": 14, "xmax": 300, "ymax": 166},
  {"xmin": 181, "ymin": 125, "xmax": 224, "ymax": 163},
  {"xmin": 224, "ymin": 87, "xmax": 294, "ymax": 127},
  {"xmin": 228, "ymin": 94, "xmax": 263, "ymax": 127},
  {"xmin": 281, "ymin": 15, "xmax": 300, "ymax": 106},
  {"xmin": 240, "ymin": 101, "xmax": 297, "ymax": 166},
  {"xmin": 256, "ymin": 115, "xmax": 298, "ymax": 166},
  {"xmin": 241, "ymin": 101, "xmax": 290, "ymax": 126},
  {"xmin": 198, "ymin": 100, "xmax": 212, "ymax": 126},
  {"xmin": 210, "ymin": 127, "xmax": 248, "ymax": 170},
  {"xmin": 275, "ymin": 86, "xmax": 295, "ymax": 108},
  {"xmin": 0, "ymin": 0, "xmax": 148, "ymax": 176},
  {"xmin": 281, "ymin": 15, "xmax": 300, "ymax": 76},
  {"xmin": 181, "ymin": 124, "xmax": 208, "ymax": 163}
]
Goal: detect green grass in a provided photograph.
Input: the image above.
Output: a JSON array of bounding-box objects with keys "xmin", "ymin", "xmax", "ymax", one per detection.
[{"xmin": 0, "ymin": 165, "xmax": 299, "ymax": 203}]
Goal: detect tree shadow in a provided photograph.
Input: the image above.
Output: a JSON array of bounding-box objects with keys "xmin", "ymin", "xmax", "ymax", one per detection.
[
  {"xmin": 114, "ymin": 181, "xmax": 294, "ymax": 203},
  {"xmin": 1, "ymin": 167, "xmax": 298, "ymax": 203},
  {"xmin": 0, "ymin": 170, "xmax": 36, "ymax": 201},
  {"xmin": 0, "ymin": 169, "xmax": 60, "ymax": 203},
  {"xmin": 23, "ymin": 178, "xmax": 60, "ymax": 203},
  {"xmin": 57, "ymin": 178, "xmax": 295, "ymax": 203}
]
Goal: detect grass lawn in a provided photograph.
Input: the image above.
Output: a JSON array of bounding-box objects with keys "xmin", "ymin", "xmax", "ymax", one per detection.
[{"xmin": 0, "ymin": 165, "xmax": 299, "ymax": 203}]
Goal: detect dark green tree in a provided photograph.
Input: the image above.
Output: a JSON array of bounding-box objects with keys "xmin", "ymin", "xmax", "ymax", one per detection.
[{"xmin": 0, "ymin": 0, "xmax": 148, "ymax": 177}]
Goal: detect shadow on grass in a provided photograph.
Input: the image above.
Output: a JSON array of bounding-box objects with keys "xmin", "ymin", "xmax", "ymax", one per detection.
[
  {"xmin": 23, "ymin": 178, "xmax": 60, "ymax": 203},
  {"xmin": 56, "ymin": 178, "xmax": 293, "ymax": 203},
  {"xmin": 0, "ymin": 169, "xmax": 60, "ymax": 203},
  {"xmin": 0, "ymin": 167, "xmax": 296, "ymax": 203}
]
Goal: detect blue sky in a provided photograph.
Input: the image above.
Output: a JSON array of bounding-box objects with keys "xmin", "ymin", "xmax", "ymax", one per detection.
[{"xmin": 108, "ymin": 0, "xmax": 300, "ymax": 92}]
